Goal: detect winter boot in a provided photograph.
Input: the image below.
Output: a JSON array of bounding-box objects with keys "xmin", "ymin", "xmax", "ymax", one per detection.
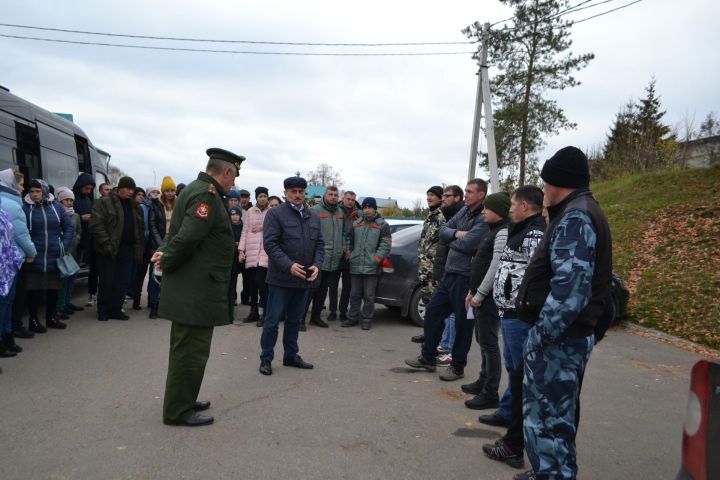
[
  {"xmin": 28, "ymin": 317, "xmax": 47, "ymax": 334},
  {"xmin": 2, "ymin": 333, "xmax": 22, "ymax": 353},
  {"xmin": 46, "ymin": 314, "xmax": 67, "ymax": 330},
  {"xmin": 244, "ymin": 306, "xmax": 259, "ymax": 323}
]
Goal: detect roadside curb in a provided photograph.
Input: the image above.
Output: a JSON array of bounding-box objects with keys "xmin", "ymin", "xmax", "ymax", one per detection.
[{"xmin": 619, "ymin": 321, "xmax": 720, "ymax": 359}]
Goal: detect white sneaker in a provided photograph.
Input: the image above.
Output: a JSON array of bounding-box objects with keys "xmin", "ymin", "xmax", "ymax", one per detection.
[
  {"xmin": 86, "ymin": 294, "xmax": 97, "ymax": 306},
  {"xmin": 436, "ymin": 353, "xmax": 452, "ymax": 366}
]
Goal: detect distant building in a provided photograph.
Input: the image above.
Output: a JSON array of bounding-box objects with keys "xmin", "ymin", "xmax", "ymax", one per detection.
[
  {"xmin": 678, "ymin": 135, "xmax": 720, "ymax": 168},
  {"xmin": 358, "ymin": 197, "xmax": 398, "ymax": 209}
]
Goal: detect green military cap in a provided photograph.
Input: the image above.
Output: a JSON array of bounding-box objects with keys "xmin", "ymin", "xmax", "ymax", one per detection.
[{"xmin": 206, "ymin": 148, "xmax": 246, "ymax": 176}]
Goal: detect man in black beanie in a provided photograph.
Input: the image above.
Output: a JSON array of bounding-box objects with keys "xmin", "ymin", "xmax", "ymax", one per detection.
[
  {"xmin": 90, "ymin": 176, "xmax": 145, "ymax": 321},
  {"xmin": 516, "ymin": 146, "xmax": 612, "ymax": 479}
]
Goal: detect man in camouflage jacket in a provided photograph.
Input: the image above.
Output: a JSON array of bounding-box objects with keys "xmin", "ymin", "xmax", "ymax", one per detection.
[{"xmin": 417, "ymin": 186, "xmax": 445, "ymax": 303}]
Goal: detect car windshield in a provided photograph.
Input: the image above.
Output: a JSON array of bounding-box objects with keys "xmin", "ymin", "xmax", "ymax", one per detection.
[{"xmin": 391, "ymin": 224, "xmax": 422, "ymax": 247}]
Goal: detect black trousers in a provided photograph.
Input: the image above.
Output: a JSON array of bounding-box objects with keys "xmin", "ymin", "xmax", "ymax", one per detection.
[
  {"xmin": 230, "ymin": 258, "xmax": 241, "ymax": 303},
  {"xmin": 245, "ymin": 266, "xmax": 268, "ymax": 308},
  {"xmin": 87, "ymin": 246, "xmax": 99, "ymax": 296},
  {"xmin": 11, "ymin": 269, "xmax": 27, "ymax": 329},
  {"xmin": 310, "ymin": 270, "xmax": 341, "ymax": 318},
  {"xmin": 132, "ymin": 249, "xmax": 151, "ymax": 305},
  {"xmin": 97, "ymin": 245, "xmax": 134, "ymax": 317},
  {"xmin": 240, "ymin": 264, "xmax": 250, "ymax": 302},
  {"xmin": 27, "ymin": 289, "xmax": 59, "ymax": 321},
  {"xmin": 503, "ymin": 359, "xmax": 526, "ymax": 453},
  {"xmin": 338, "ymin": 267, "xmax": 351, "ymax": 315}
]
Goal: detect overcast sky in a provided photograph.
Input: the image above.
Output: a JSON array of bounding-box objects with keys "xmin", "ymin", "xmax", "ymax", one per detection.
[{"xmin": 1, "ymin": 0, "xmax": 718, "ymax": 206}]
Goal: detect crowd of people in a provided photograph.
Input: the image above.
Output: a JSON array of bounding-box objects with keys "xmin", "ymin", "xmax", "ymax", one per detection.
[{"xmin": 0, "ymin": 144, "xmax": 611, "ymax": 480}]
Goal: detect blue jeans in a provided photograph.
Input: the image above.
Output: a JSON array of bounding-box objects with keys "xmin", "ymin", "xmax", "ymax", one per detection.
[
  {"xmin": 0, "ymin": 277, "xmax": 17, "ymax": 335},
  {"xmin": 421, "ymin": 274, "xmax": 474, "ymax": 372},
  {"xmin": 260, "ymin": 285, "xmax": 309, "ymax": 362},
  {"xmin": 498, "ymin": 317, "xmax": 531, "ymax": 419},
  {"xmin": 148, "ymin": 264, "xmax": 161, "ymax": 305},
  {"xmin": 438, "ymin": 313, "xmax": 456, "ymax": 353}
]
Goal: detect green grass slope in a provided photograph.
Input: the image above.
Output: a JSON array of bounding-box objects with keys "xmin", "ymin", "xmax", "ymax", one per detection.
[{"xmin": 593, "ymin": 165, "xmax": 720, "ymax": 348}]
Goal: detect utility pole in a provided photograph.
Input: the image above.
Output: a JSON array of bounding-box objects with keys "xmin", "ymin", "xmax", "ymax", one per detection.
[
  {"xmin": 466, "ymin": 22, "xmax": 500, "ymax": 192},
  {"xmin": 480, "ymin": 23, "xmax": 500, "ymax": 192}
]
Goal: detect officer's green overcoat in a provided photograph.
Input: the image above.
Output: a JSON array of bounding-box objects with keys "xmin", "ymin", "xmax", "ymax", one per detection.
[{"xmin": 158, "ymin": 172, "xmax": 234, "ymax": 326}]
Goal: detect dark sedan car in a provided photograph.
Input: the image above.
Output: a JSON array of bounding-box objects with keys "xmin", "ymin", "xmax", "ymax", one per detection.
[{"xmin": 374, "ymin": 224, "xmax": 425, "ymax": 326}]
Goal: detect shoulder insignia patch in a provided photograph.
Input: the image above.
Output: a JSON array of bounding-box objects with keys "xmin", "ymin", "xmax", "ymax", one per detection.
[
  {"xmin": 195, "ymin": 203, "xmax": 210, "ymax": 220},
  {"xmin": 208, "ymin": 184, "xmax": 217, "ymax": 194}
]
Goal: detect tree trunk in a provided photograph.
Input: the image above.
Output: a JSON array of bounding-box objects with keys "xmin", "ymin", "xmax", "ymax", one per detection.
[{"xmin": 519, "ymin": 0, "xmax": 540, "ymax": 186}]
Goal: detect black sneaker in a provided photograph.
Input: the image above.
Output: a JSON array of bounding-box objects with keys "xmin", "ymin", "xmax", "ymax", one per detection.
[
  {"xmin": 465, "ymin": 394, "xmax": 500, "ymax": 410},
  {"xmin": 482, "ymin": 439, "xmax": 525, "ymax": 469},
  {"xmin": 404, "ymin": 356, "xmax": 436, "ymax": 372}
]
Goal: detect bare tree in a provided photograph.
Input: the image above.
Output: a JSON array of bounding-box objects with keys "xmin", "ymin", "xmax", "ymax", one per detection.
[
  {"xmin": 412, "ymin": 197, "xmax": 423, "ymax": 217},
  {"xmin": 107, "ymin": 165, "xmax": 127, "ymax": 186},
  {"xmin": 306, "ymin": 164, "xmax": 344, "ymax": 187}
]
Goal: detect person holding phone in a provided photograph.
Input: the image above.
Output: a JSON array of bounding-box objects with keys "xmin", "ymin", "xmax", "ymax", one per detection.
[{"xmin": 258, "ymin": 176, "xmax": 324, "ymax": 376}]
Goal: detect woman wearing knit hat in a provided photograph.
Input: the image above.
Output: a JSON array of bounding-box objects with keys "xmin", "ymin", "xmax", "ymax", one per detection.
[
  {"xmin": 23, "ymin": 180, "xmax": 74, "ymax": 332},
  {"xmin": 54, "ymin": 187, "xmax": 84, "ymax": 320},
  {"xmin": 463, "ymin": 192, "xmax": 511, "ymax": 411},
  {"xmin": 160, "ymin": 176, "xmax": 176, "ymax": 234}
]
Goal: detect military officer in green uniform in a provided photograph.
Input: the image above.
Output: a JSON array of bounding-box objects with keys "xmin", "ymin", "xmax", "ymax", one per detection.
[{"xmin": 151, "ymin": 147, "xmax": 245, "ymax": 427}]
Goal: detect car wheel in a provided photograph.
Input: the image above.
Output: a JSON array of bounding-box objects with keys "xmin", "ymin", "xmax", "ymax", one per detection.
[{"xmin": 408, "ymin": 288, "xmax": 426, "ymax": 327}]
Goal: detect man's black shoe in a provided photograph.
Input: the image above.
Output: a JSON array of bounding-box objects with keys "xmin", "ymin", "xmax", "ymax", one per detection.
[
  {"xmin": 67, "ymin": 303, "xmax": 84, "ymax": 312},
  {"xmin": 404, "ymin": 356, "xmax": 437, "ymax": 372},
  {"xmin": 149, "ymin": 305, "xmax": 159, "ymax": 319},
  {"xmin": 327, "ymin": 312, "xmax": 337, "ymax": 321},
  {"xmin": 309, "ymin": 316, "xmax": 329, "ymax": 328},
  {"xmin": 62, "ymin": 305, "xmax": 75, "ymax": 316},
  {"xmin": 183, "ymin": 414, "xmax": 214, "ymax": 427},
  {"xmin": 339, "ymin": 312, "xmax": 348, "ymax": 321},
  {"xmin": 298, "ymin": 323, "xmax": 307, "ymax": 332},
  {"xmin": 361, "ymin": 322, "xmax": 371, "ymax": 330},
  {"xmin": 56, "ymin": 310, "xmax": 70, "ymax": 320},
  {"xmin": 411, "ymin": 334, "xmax": 425, "ymax": 344},
  {"xmin": 194, "ymin": 400, "xmax": 211, "ymax": 412},
  {"xmin": 283, "ymin": 356, "xmax": 314, "ymax": 369},
  {"xmin": 97, "ymin": 315, "xmax": 109, "ymax": 322},
  {"xmin": 341, "ymin": 320, "xmax": 358, "ymax": 328},
  {"xmin": 461, "ymin": 379, "xmax": 485, "ymax": 395},
  {"xmin": 29, "ymin": 318, "xmax": 47, "ymax": 333},
  {"xmin": 465, "ymin": 394, "xmax": 500, "ymax": 410},
  {"xmin": 259, "ymin": 360, "xmax": 272, "ymax": 376},
  {"xmin": 13, "ymin": 327, "xmax": 34, "ymax": 339},
  {"xmin": 109, "ymin": 313, "xmax": 130, "ymax": 321},
  {"xmin": 478, "ymin": 411, "xmax": 511, "ymax": 428}
]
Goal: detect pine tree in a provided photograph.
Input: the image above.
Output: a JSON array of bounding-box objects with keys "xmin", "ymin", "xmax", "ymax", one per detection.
[{"xmin": 465, "ymin": 0, "xmax": 593, "ymax": 187}]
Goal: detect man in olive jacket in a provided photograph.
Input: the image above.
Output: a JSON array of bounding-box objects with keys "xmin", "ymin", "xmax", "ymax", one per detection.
[
  {"xmin": 89, "ymin": 176, "xmax": 144, "ymax": 322},
  {"xmin": 343, "ymin": 197, "xmax": 392, "ymax": 330},
  {"xmin": 152, "ymin": 148, "xmax": 245, "ymax": 427},
  {"xmin": 306, "ymin": 185, "xmax": 344, "ymax": 328}
]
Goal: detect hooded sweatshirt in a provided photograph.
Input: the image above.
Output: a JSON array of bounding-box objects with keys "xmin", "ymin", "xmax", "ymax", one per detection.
[{"xmin": 0, "ymin": 168, "xmax": 37, "ymax": 257}]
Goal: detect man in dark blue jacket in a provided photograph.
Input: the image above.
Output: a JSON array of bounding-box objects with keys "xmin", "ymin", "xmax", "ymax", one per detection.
[
  {"xmin": 259, "ymin": 176, "xmax": 324, "ymax": 376},
  {"xmin": 406, "ymin": 178, "xmax": 489, "ymax": 381}
]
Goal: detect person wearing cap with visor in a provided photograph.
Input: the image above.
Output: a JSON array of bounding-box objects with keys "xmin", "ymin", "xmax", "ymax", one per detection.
[
  {"xmin": 258, "ymin": 176, "xmax": 324, "ymax": 376},
  {"xmin": 152, "ymin": 147, "xmax": 245, "ymax": 427}
]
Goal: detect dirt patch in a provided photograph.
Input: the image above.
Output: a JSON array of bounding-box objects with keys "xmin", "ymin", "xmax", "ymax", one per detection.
[{"xmin": 436, "ymin": 388, "xmax": 466, "ymax": 401}]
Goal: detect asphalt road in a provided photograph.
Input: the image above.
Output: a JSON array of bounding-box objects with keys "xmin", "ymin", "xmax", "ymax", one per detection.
[{"xmin": 0, "ymin": 285, "xmax": 703, "ymax": 480}]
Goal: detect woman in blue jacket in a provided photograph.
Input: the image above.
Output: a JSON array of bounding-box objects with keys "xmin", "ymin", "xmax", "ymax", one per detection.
[{"xmin": 23, "ymin": 179, "xmax": 73, "ymax": 332}]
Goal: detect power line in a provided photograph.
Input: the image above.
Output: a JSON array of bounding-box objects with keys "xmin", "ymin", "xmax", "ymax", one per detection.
[
  {"xmin": 0, "ymin": 33, "xmax": 476, "ymax": 56},
  {"xmin": 571, "ymin": 0, "xmax": 644, "ymax": 24},
  {"xmin": 0, "ymin": 23, "xmax": 475, "ymax": 47}
]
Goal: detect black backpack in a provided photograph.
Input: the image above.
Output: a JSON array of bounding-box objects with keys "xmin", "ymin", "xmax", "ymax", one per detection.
[{"xmin": 594, "ymin": 272, "xmax": 630, "ymax": 343}]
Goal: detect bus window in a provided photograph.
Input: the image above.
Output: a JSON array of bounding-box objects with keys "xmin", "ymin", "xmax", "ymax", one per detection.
[
  {"xmin": 14, "ymin": 122, "xmax": 41, "ymax": 182},
  {"xmin": 42, "ymin": 148, "xmax": 76, "ymax": 191},
  {"xmin": 75, "ymin": 135, "xmax": 92, "ymax": 174}
]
